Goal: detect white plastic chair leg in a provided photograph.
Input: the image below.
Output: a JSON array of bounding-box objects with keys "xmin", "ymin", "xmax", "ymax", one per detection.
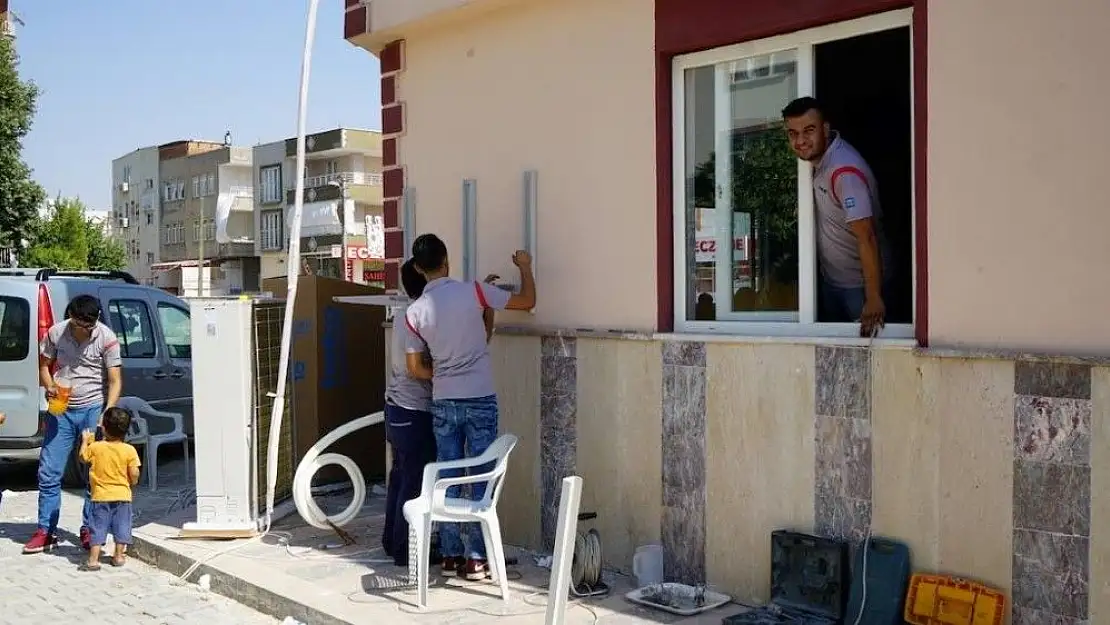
[
  {"xmin": 182, "ymin": 438, "xmax": 190, "ymax": 480},
  {"xmin": 416, "ymin": 516, "xmax": 432, "ymax": 608},
  {"xmin": 146, "ymin": 442, "xmax": 157, "ymax": 491},
  {"xmin": 485, "ymin": 519, "xmax": 510, "ymax": 604}
]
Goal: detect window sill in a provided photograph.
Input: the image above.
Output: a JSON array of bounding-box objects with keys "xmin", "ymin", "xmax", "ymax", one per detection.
[{"xmin": 657, "ymin": 331, "xmax": 915, "ymax": 350}]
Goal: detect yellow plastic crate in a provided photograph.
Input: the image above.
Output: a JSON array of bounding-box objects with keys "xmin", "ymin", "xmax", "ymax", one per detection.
[{"xmin": 904, "ymin": 574, "xmax": 1006, "ymax": 625}]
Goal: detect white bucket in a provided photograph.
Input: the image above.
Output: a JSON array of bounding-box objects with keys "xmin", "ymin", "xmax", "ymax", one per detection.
[{"xmin": 632, "ymin": 543, "xmax": 664, "ymax": 588}]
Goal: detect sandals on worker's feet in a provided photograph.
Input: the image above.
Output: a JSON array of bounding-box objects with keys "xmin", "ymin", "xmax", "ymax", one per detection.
[
  {"xmin": 79, "ymin": 562, "xmax": 101, "ymax": 572},
  {"xmin": 110, "ymin": 557, "xmax": 126, "ymax": 567}
]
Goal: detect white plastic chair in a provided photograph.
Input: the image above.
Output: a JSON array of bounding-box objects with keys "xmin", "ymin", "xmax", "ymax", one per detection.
[
  {"xmin": 116, "ymin": 396, "xmax": 190, "ymax": 492},
  {"xmin": 403, "ymin": 433, "xmax": 519, "ymax": 609}
]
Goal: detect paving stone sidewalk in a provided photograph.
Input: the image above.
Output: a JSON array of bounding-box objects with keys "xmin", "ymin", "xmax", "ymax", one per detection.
[{"xmin": 0, "ymin": 461, "xmax": 279, "ymax": 625}]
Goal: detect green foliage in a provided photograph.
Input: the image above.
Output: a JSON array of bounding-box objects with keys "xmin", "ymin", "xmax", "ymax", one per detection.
[
  {"xmin": 0, "ymin": 34, "xmax": 46, "ymax": 247},
  {"xmin": 86, "ymin": 216, "xmax": 127, "ymax": 271},
  {"xmin": 22, "ymin": 197, "xmax": 89, "ymax": 269},
  {"xmin": 691, "ymin": 125, "xmax": 799, "ymax": 282}
]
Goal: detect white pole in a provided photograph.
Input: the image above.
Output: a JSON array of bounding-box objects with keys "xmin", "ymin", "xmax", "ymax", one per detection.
[
  {"xmin": 264, "ymin": 0, "xmax": 319, "ymax": 529},
  {"xmin": 545, "ymin": 476, "xmax": 582, "ymax": 625}
]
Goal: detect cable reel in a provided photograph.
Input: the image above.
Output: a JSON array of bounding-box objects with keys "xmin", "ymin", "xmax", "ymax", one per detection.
[{"xmin": 570, "ymin": 512, "xmax": 609, "ymax": 597}]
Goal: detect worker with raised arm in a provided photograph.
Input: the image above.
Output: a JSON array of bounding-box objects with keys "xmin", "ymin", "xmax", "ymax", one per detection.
[
  {"xmin": 782, "ymin": 96, "xmax": 895, "ymax": 337},
  {"xmin": 403, "ymin": 234, "xmax": 535, "ymax": 581}
]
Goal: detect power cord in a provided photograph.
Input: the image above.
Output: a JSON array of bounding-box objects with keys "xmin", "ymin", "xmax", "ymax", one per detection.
[
  {"xmin": 849, "ymin": 328, "xmax": 879, "ymax": 625},
  {"xmin": 348, "ymin": 586, "xmax": 601, "ymax": 624}
]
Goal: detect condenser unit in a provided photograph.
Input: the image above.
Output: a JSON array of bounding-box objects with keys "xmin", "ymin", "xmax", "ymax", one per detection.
[{"xmin": 184, "ymin": 297, "xmax": 296, "ymax": 536}]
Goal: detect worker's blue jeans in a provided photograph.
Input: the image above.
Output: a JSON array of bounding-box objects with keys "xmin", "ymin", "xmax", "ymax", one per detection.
[
  {"xmin": 38, "ymin": 403, "xmax": 102, "ymax": 533},
  {"xmin": 430, "ymin": 395, "xmax": 498, "ymax": 561}
]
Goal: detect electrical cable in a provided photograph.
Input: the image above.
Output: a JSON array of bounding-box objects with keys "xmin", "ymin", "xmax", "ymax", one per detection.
[
  {"xmin": 349, "ymin": 587, "xmax": 600, "ymax": 624},
  {"xmin": 167, "ymin": 0, "xmax": 328, "ymax": 584},
  {"xmin": 849, "ymin": 328, "xmax": 878, "ymax": 625},
  {"xmin": 570, "ymin": 529, "xmax": 603, "ymax": 593}
]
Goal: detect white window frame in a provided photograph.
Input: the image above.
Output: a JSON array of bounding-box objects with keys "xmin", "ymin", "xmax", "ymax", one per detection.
[
  {"xmin": 671, "ymin": 8, "xmax": 914, "ymax": 339},
  {"xmin": 192, "ymin": 176, "xmax": 200, "ymax": 198},
  {"xmin": 260, "ymin": 165, "xmax": 282, "ymax": 204},
  {"xmin": 260, "ymin": 210, "xmax": 284, "ymax": 251}
]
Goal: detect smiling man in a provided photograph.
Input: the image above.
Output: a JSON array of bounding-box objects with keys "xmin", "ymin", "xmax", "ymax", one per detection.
[{"xmin": 782, "ymin": 96, "xmax": 894, "ymax": 336}]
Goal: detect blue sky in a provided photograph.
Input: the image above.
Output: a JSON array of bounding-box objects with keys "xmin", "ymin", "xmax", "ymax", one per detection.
[{"xmin": 13, "ymin": 0, "xmax": 381, "ymax": 210}]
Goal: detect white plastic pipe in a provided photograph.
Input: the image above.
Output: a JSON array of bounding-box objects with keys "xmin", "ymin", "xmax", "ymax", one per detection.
[
  {"xmin": 291, "ymin": 411, "xmax": 385, "ymax": 529},
  {"xmin": 545, "ymin": 476, "xmax": 583, "ymax": 625},
  {"xmin": 265, "ymin": 0, "xmax": 319, "ymax": 530}
]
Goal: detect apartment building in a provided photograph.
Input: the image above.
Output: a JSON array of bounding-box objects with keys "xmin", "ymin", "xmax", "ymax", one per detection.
[
  {"xmin": 110, "ymin": 147, "xmax": 160, "ymax": 284},
  {"xmin": 253, "ymin": 127, "xmax": 384, "ymax": 284},
  {"xmin": 154, "ymin": 140, "xmax": 258, "ymax": 295}
]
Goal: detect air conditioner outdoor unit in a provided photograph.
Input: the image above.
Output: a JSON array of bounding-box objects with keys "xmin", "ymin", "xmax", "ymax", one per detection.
[
  {"xmin": 119, "ymin": 217, "xmax": 129, "ymax": 228},
  {"xmin": 120, "ymin": 181, "xmax": 129, "ymax": 193},
  {"xmin": 184, "ymin": 297, "xmax": 295, "ymax": 536}
]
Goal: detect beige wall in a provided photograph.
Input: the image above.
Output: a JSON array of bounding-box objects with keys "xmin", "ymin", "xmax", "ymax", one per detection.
[
  {"xmin": 928, "ymin": 1, "xmax": 1110, "ymax": 353},
  {"xmin": 390, "ymin": 0, "xmax": 1110, "ymax": 351},
  {"xmin": 401, "ymin": 0, "xmax": 657, "ymax": 331}
]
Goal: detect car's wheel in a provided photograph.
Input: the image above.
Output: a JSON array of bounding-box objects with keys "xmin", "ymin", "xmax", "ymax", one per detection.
[{"xmin": 62, "ymin": 447, "xmax": 87, "ymax": 490}]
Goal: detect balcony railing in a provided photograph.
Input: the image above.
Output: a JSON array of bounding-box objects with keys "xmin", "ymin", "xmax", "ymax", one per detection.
[
  {"xmin": 223, "ymin": 185, "xmax": 253, "ymax": 198},
  {"xmin": 288, "ymin": 171, "xmax": 383, "ymax": 190}
]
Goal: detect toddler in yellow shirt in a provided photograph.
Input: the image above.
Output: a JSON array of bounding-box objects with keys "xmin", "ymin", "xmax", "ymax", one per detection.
[{"xmin": 78, "ymin": 407, "xmax": 141, "ymax": 571}]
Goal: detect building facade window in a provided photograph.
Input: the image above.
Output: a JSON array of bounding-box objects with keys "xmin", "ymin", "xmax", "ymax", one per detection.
[
  {"xmin": 672, "ymin": 9, "xmax": 914, "ymax": 338},
  {"xmin": 259, "ymin": 210, "xmax": 284, "ymax": 251},
  {"xmin": 163, "ymin": 180, "xmax": 186, "ymax": 202},
  {"xmin": 259, "ymin": 164, "xmax": 283, "ymax": 204}
]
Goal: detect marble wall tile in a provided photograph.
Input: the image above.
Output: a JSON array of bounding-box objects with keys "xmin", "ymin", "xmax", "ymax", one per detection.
[
  {"xmin": 1013, "ymin": 529, "xmax": 1089, "ymax": 619},
  {"xmin": 1015, "ymin": 396, "xmax": 1091, "ymax": 465},
  {"xmin": 1015, "ymin": 361, "xmax": 1092, "ymax": 400},
  {"xmin": 816, "ymin": 346, "xmax": 871, "ymax": 420},
  {"xmin": 540, "ymin": 336, "xmax": 577, "ymax": 551},
  {"xmin": 661, "ymin": 341, "xmax": 707, "ymax": 585},
  {"xmin": 814, "ymin": 346, "xmax": 872, "ymax": 543},
  {"xmin": 1013, "ymin": 361, "xmax": 1093, "ymax": 622}
]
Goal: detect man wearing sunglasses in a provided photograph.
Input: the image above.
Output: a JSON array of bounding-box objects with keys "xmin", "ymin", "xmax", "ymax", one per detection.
[{"xmin": 23, "ymin": 294, "xmax": 123, "ymax": 555}]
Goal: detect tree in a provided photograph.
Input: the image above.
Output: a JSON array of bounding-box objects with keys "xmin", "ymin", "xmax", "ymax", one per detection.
[
  {"xmin": 86, "ymin": 215, "xmax": 127, "ymax": 271},
  {"xmin": 0, "ymin": 34, "xmax": 46, "ymax": 248},
  {"xmin": 23, "ymin": 197, "xmax": 88, "ymax": 269}
]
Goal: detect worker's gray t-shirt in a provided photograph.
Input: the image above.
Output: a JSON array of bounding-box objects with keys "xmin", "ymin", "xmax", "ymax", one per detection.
[
  {"xmin": 404, "ymin": 278, "xmax": 511, "ymax": 401},
  {"xmin": 811, "ymin": 133, "xmax": 894, "ymax": 288},
  {"xmin": 40, "ymin": 321, "xmax": 122, "ymax": 408},
  {"xmin": 386, "ymin": 304, "xmax": 432, "ymax": 413}
]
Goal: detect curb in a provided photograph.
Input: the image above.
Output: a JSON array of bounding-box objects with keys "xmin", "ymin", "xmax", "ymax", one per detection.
[{"xmin": 130, "ymin": 533, "xmax": 354, "ymax": 625}]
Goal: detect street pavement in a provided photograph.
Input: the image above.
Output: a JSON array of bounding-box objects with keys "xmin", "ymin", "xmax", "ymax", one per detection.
[{"xmin": 0, "ymin": 461, "xmax": 281, "ymax": 625}]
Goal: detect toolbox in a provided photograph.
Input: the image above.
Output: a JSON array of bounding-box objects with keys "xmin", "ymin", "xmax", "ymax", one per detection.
[{"xmin": 723, "ymin": 531, "xmax": 849, "ymax": 625}]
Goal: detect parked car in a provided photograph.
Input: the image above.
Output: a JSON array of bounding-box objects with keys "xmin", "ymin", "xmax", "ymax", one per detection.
[{"xmin": 0, "ymin": 269, "xmax": 193, "ymax": 485}]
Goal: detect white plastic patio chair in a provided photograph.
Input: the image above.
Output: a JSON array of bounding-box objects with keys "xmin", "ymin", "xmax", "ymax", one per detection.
[
  {"xmin": 403, "ymin": 433, "xmax": 519, "ymax": 609},
  {"xmin": 116, "ymin": 396, "xmax": 190, "ymax": 492}
]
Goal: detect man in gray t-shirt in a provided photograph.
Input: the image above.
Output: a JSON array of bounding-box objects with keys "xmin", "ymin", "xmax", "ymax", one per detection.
[
  {"xmin": 25, "ymin": 294, "xmax": 123, "ymax": 555},
  {"xmin": 783, "ymin": 96, "xmax": 894, "ymax": 336},
  {"xmin": 404, "ymin": 234, "xmax": 536, "ymax": 581}
]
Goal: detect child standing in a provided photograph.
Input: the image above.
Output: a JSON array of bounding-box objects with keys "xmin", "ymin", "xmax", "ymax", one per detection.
[{"xmin": 78, "ymin": 407, "xmax": 141, "ymax": 570}]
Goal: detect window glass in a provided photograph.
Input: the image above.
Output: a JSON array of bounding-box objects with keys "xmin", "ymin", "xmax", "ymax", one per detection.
[
  {"xmin": 0, "ymin": 297, "xmax": 31, "ymax": 362},
  {"xmin": 108, "ymin": 300, "xmax": 157, "ymax": 358},
  {"xmin": 158, "ymin": 304, "xmax": 191, "ymax": 359},
  {"xmin": 684, "ymin": 51, "xmax": 799, "ymax": 322}
]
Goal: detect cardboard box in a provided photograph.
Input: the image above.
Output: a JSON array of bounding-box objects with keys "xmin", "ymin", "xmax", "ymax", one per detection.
[{"xmin": 262, "ymin": 275, "xmax": 387, "ymax": 484}]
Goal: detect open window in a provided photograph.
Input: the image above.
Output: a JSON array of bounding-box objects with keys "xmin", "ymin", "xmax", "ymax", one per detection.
[{"xmin": 673, "ymin": 9, "xmax": 914, "ymax": 338}]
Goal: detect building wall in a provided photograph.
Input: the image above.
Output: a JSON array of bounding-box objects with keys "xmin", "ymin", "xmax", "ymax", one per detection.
[
  {"xmin": 398, "ymin": 0, "xmax": 657, "ymax": 330},
  {"xmin": 388, "ymin": 327, "xmax": 1102, "ymax": 624},
  {"xmin": 111, "ymin": 147, "xmax": 160, "ymax": 283},
  {"xmin": 927, "ymin": 0, "xmax": 1110, "ymax": 353},
  {"xmin": 253, "ymin": 140, "xmax": 288, "ymax": 279},
  {"xmin": 382, "ymin": 0, "xmax": 1110, "ymax": 353}
]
